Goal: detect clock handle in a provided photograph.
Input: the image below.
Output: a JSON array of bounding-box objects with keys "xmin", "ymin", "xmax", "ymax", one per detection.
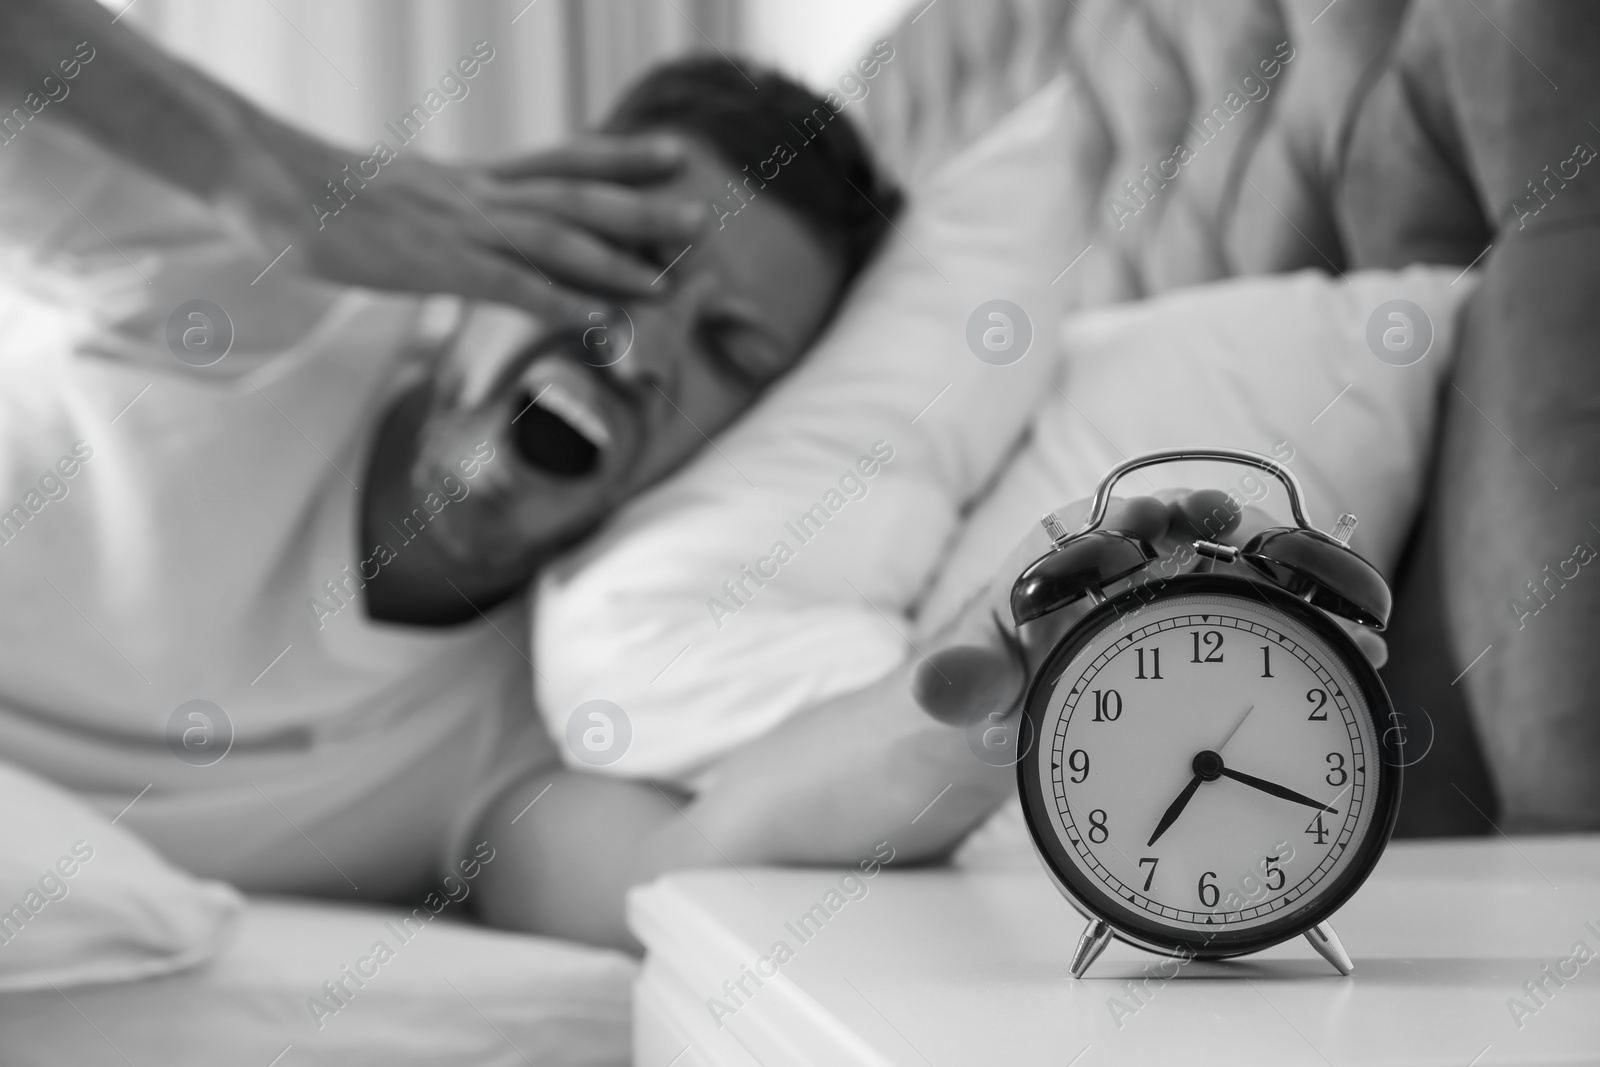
[
  {"xmin": 1071, "ymin": 447, "xmax": 1316, "ymax": 541},
  {"xmin": 1026, "ymin": 446, "xmax": 1390, "ymax": 628},
  {"xmin": 1305, "ymin": 921, "xmax": 1355, "ymax": 975}
]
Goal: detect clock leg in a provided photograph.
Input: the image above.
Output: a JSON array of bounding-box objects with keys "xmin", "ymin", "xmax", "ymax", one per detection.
[
  {"xmin": 1305, "ymin": 921, "xmax": 1354, "ymax": 976},
  {"xmin": 1070, "ymin": 920, "xmax": 1113, "ymax": 978}
]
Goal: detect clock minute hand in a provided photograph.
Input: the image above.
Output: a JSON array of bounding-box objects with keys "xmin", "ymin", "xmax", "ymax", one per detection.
[
  {"xmin": 1147, "ymin": 773, "xmax": 1205, "ymax": 847},
  {"xmin": 1219, "ymin": 767, "xmax": 1338, "ymax": 813}
]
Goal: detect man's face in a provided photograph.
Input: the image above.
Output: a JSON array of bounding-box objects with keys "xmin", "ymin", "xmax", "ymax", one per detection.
[{"xmin": 424, "ymin": 137, "xmax": 848, "ymax": 568}]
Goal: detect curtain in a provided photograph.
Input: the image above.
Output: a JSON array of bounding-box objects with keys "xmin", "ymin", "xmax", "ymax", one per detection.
[
  {"xmin": 565, "ymin": 0, "xmax": 740, "ymax": 128},
  {"xmin": 114, "ymin": 0, "xmax": 740, "ymax": 162}
]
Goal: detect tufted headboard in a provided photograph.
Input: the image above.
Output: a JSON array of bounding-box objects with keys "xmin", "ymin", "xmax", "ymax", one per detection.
[
  {"xmin": 859, "ymin": 0, "xmax": 1411, "ymax": 305},
  {"xmin": 859, "ymin": 0, "xmax": 1600, "ymax": 836}
]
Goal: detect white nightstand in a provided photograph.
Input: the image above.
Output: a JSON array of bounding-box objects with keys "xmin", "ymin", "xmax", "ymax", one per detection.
[{"xmin": 631, "ymin": 832, "xmax": 1600, "ymax": 1066}]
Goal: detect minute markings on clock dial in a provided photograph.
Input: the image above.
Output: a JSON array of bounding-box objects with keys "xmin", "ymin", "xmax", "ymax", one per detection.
[{"xmin": 1038, "ymin": 598, "xmax": 1376, "ymax": 931}]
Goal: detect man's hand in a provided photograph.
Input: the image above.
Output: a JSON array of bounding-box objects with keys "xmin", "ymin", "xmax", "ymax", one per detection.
[
  {"xmin": 231, "ymin": 126, "xmax": 708, "ymax": 318},
  {"xmin": 2, "ymin": 0, "xmax": 706, "ymax": 318},
  {"xmin": 656, "ymin": 659, "xmax": 1017, "ymax": 871},
  {"xmin": 913, "ymin": 490, "xmax": 1388, "ymax": 730},
  {"xmin": 653, "ymin": 490, "xmax": 1389, "ymax": 877}
]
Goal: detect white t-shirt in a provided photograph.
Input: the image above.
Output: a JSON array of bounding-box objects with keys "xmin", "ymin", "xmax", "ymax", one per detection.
[{"xmin": 0, "ymin": 122, "xmax": 550, "ymax": 896}]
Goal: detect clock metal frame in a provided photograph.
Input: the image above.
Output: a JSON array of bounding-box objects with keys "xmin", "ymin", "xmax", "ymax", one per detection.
[{"xmin": 1016, "ymin": 572, "xmax": 1404, "ymax": 964}]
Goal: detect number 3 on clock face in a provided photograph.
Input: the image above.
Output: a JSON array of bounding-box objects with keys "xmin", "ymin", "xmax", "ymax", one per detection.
[{"xmin": 1019, "ymin": 576, "xmax": 1398, "ymax": 957}]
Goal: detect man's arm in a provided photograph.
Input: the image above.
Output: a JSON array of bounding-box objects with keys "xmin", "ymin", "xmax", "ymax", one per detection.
[
  {"xmin": 469, "ymin": 554, "xmax": 1022, "ymax": 950},
  {"xmin": 1, "ymin": 0, "xmax": 238, "ymax": 205},
  {"xmin": 0, "ymin": 0, "xmax": 704, "ymax": 316},
  {"xmin": 666, "ymin": 491, "xmax": 1390, "ymax": 867},
  {"xmin": 472, "ymin": 491, "xmax": 1392, "ymax": 950},
  {"xmin": 468, "ymin": 495, "xmax": 1224, "ymax": 947}
]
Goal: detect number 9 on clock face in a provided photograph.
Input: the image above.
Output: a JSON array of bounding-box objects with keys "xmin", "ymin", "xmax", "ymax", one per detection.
[{"xmin": 1018, "ymin": 575, "xmax": 1400, "ymax": 958}]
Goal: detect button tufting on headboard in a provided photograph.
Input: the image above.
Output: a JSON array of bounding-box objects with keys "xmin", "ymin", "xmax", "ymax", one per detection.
[{"xmin": 860, "ymin": 0, "xmax": 1410, "ymax": 305}]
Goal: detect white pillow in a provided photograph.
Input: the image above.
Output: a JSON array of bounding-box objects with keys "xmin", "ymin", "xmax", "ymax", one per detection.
[
  {"xmin": 0, "ymin": 759, "xmax": 241, "ymax": 992},
  {"xmin": 535, "ymin": 77, "xmax": 1082, "ymax": 782},
  {"xmin": 916, "ymin": 266, "xmax": 1477, "ymax": 635}
]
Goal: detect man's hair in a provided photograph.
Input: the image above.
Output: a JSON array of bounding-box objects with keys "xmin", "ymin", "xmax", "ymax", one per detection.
[{"xmin": 604, "ymin": 56, "xmax": 904, "ymax": 285}]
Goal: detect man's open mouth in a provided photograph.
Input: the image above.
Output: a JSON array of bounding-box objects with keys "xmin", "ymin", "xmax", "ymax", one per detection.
[{"xmin": 510, "ymin": 355, "xmax": 615, "ymax": 479}]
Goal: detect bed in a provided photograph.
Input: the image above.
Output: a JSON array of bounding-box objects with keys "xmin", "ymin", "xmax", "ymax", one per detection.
[
  {"xmin": 0, "ymin": 898, "xmax": 635, "ymax": 1067},
  {"xmin": 4, "ymin": 2, "xmax": 1596, "ymax": 1065}
]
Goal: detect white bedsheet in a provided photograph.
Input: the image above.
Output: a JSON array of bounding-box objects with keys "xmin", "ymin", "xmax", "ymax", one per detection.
[{"xmin": 0, "ymin": 896, "xmax": 636, "ymax": 1067}]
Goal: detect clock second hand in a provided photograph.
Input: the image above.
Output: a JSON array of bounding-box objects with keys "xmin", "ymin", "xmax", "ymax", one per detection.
[{"xmin": 1215, "ymin": 703, "xmax": 1256, "ymax": 753}]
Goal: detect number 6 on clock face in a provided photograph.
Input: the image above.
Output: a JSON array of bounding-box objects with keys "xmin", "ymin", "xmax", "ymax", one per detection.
[{"xmin": 1018, "ymin": 575, "xmax": 1399, "ymax": 959}]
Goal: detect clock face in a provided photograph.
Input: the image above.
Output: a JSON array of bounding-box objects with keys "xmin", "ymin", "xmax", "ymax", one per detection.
[{"xmin": 1020, "ymin": 576, "xmax": 1397, "ymax": 955}]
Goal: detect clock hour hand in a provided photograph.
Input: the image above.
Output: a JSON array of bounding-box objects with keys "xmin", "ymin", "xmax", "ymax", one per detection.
[
  {"xmin": 1147, "ymin": 773, "xmax": 1204, "ymax": 847},
  {"xmin": 1147, "ymin": 748, "xmax": 1231, "ymax": 847},
  {"xmin": 1219, "ymin": 767, "xmax": 1338, "ymax": 813}
]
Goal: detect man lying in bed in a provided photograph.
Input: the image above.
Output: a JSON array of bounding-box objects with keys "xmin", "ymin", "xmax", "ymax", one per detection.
[
  {"xmin": 0, "ymin": 56, "xmax": 895, "ymax": 910},
  {"xmin": 364, "ymin": 68, "xmax": 1399, "ymax": 949}
]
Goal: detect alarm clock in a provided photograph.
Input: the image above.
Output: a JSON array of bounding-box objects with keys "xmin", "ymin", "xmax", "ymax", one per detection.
[{"xmin": 1009, "ymin": 448, "xmax": 1402, "ymax": 979}]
